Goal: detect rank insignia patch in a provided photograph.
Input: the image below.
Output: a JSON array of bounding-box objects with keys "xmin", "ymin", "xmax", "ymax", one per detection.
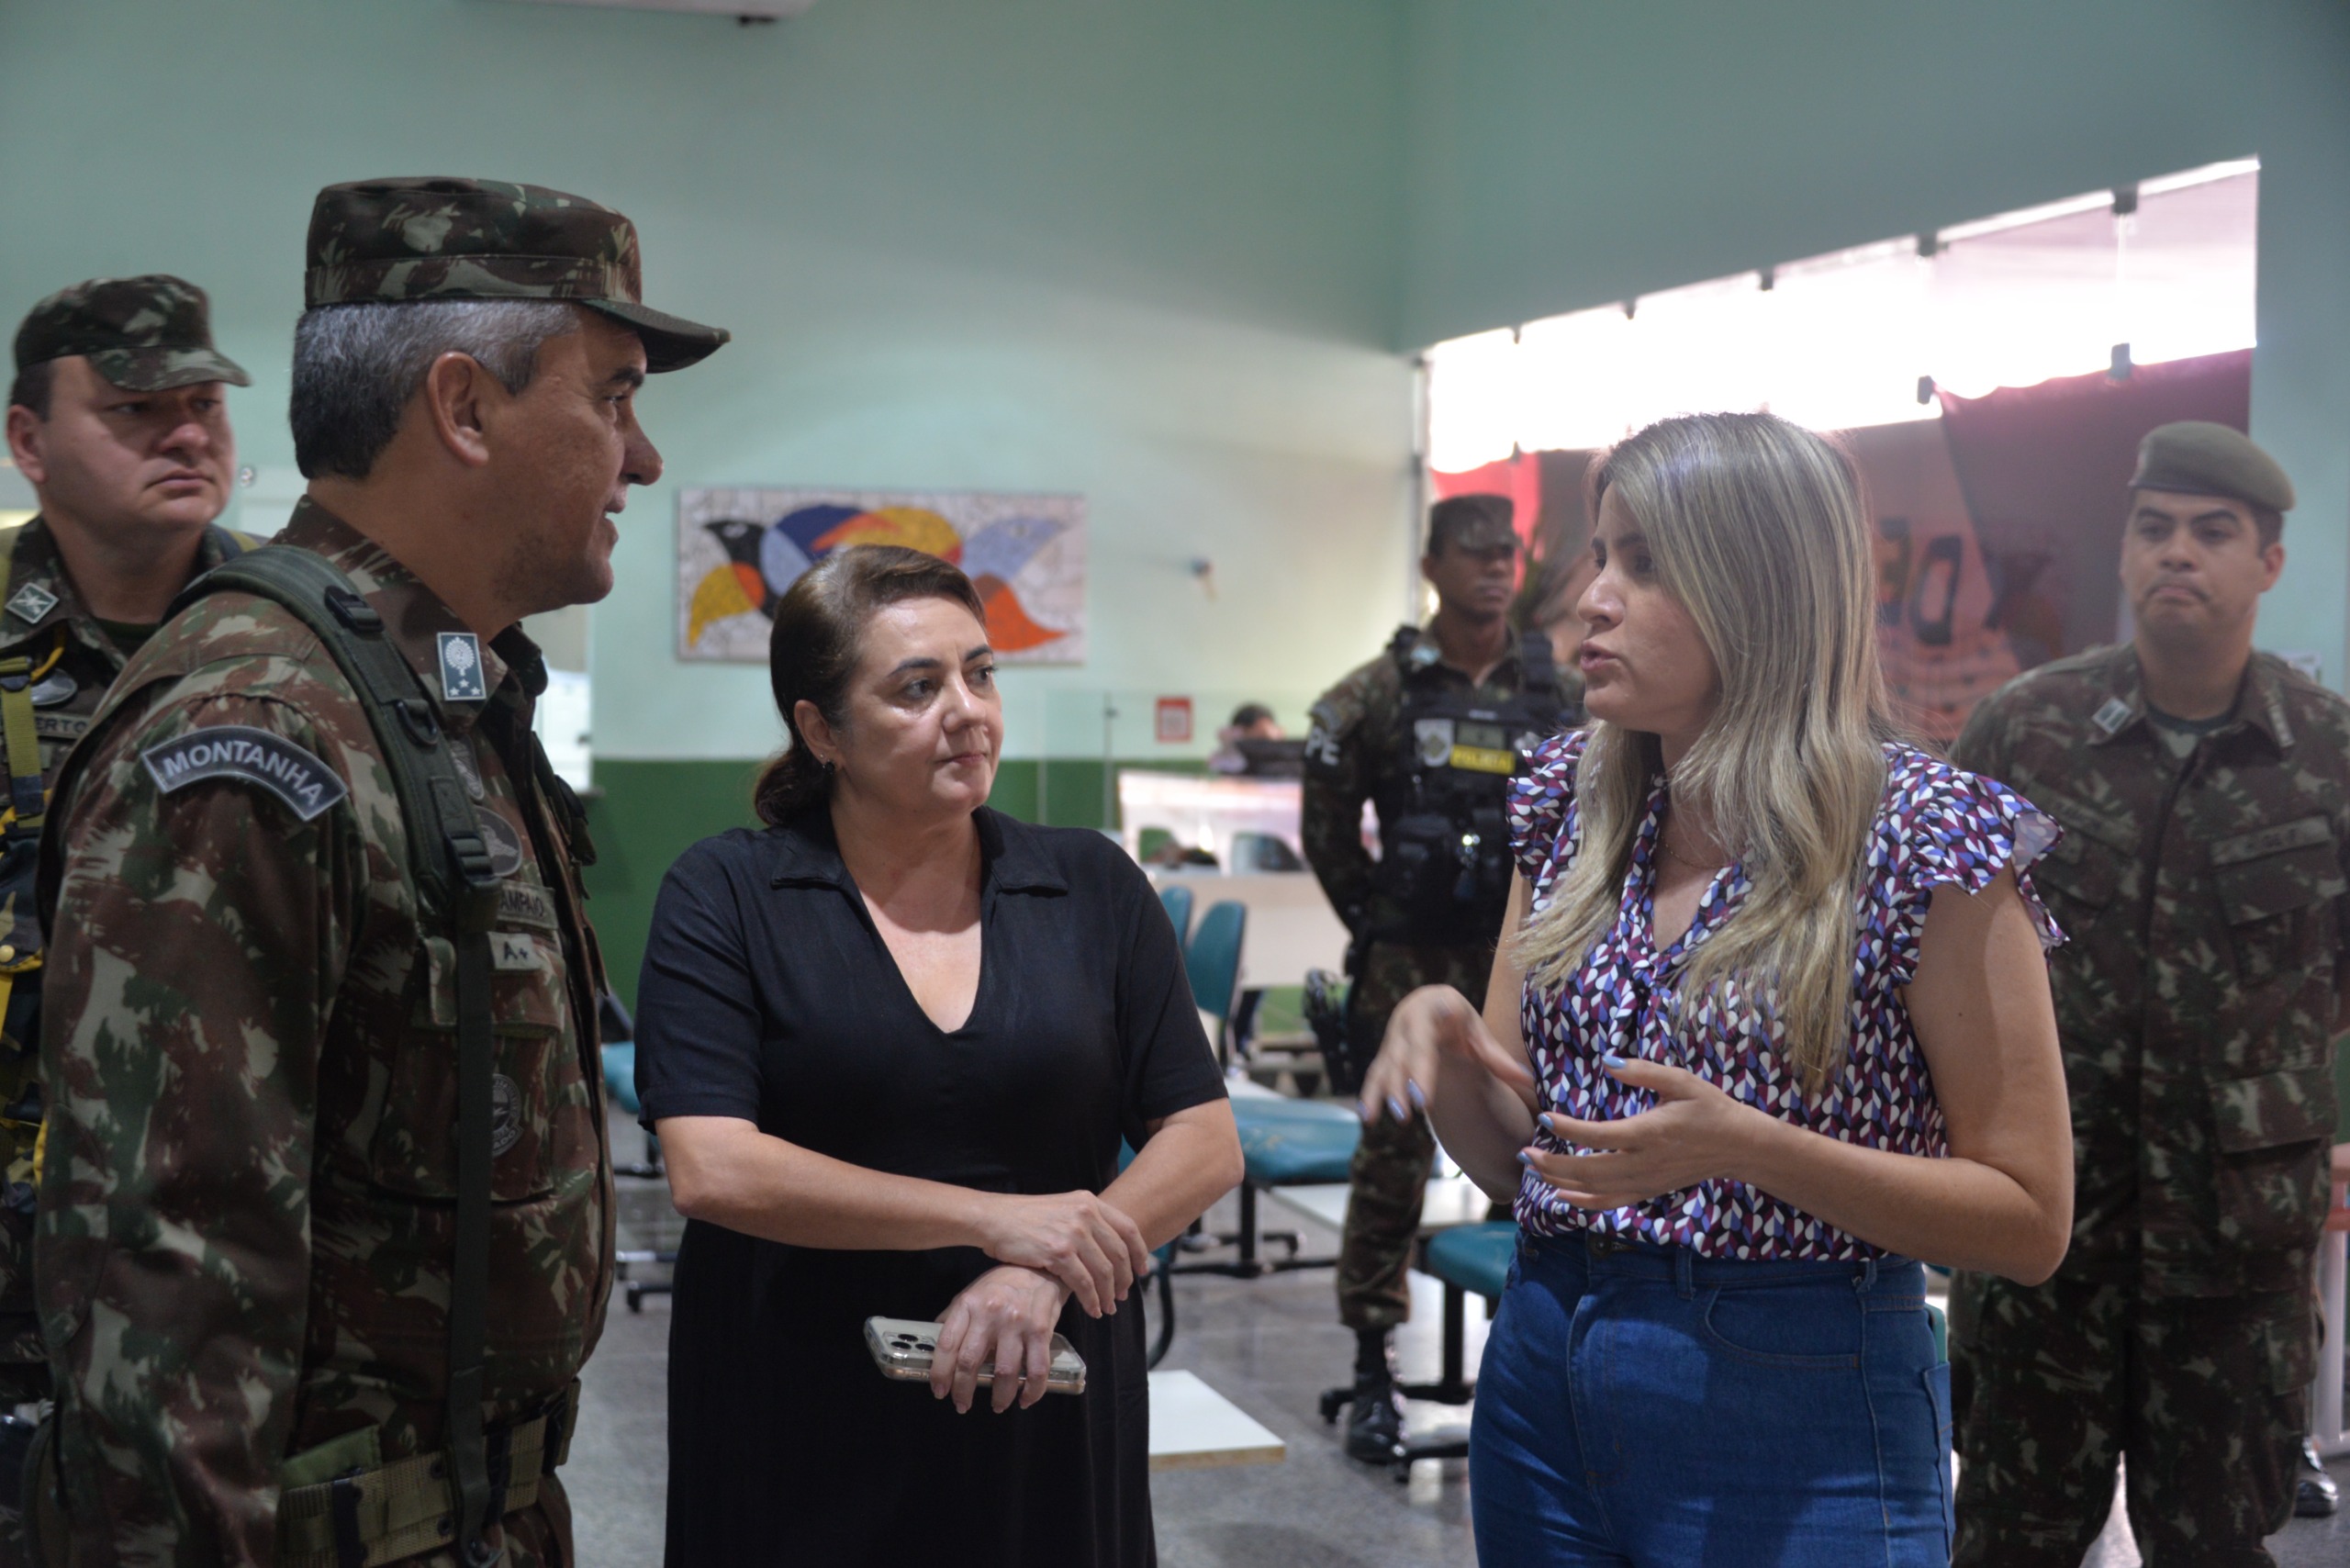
[
  {"xmin": 2090, "ymin": 697, "xmax": 2133, "ymax": 738},
  {"xmin": 141, "ymin": 725, "xmax": 348, "ymax": 822},
  {"xmin": 5, "ymin": 582, "xmax": 59, "ymax": 627},
  {"xmin": 438, "ymin": 632, "xmax": 487, "ymax": 703}
]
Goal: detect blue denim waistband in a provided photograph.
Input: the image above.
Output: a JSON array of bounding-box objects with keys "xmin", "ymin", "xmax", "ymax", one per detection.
[{"xmin": 1526, "ymin": 1228, "xmax": 1924, "ymax": 1296}]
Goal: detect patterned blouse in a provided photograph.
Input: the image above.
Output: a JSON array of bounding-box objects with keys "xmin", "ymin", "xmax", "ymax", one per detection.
[{"xmin": 1505, "ymin": 730, "xmax": 2060, "ymax": 1260}]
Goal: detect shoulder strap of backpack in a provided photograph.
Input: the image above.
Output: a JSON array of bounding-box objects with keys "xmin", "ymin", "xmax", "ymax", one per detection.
[{"xmin": 169, "ymin": 545, "xmax": 506, "ymax": 1562}]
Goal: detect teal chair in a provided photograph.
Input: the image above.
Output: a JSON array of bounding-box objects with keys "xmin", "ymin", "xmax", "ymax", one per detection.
[
  {"xmin": 1184, "ymin": 900, "xmax": 1246, "ymax": 1064},
  {"xmin": 1157, "ymin": 881, "xmax": 1194, "ymax": 947},
  {"xmin": 1118, "ymin": 1139, "xmax": 1182, "ymax": 1368},
  {"xmin": 1177, "ymin": 901, "xmax": 1362, "ymax": 1278},
  {"xmin": 598, "ymin": 998, "xmax": 676, "ymax": 1313}
]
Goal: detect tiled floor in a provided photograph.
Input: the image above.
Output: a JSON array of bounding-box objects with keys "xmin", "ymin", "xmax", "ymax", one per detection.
[{"xmin": 569, "ymin": 1122, "xmax": 2350, "ymax": 1566}]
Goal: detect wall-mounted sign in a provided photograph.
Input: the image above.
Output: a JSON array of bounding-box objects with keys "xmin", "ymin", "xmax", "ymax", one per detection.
[
  {"xmin": 677, "ymin": 487, "xmax": 1087, "ymax": 664},
  {"xmin": 1154, "ymin": 697, "xmax": 1193, "ymax": 744}
]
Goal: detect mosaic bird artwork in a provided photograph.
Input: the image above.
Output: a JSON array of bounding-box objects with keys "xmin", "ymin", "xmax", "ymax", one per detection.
[{"xmin": 687, "ymin": 501, "xmax": 1074, "ymax": 655}]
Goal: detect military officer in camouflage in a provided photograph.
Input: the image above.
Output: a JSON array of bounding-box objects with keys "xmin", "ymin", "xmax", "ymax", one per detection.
[
  {"xmin": 31, "ymin": 179, "xmax": 725, "ymax": 1565},
  {"xmin": 0, "ymin": 275, "xmax": 256, "ymax": 1560},
  {"xmin": 1302, "ymin": 493, "xmax": 1582, "ymax": 1462},
  {"xmin": 1949, "ymin": 422, "xmax": 2350, "ymax": 1565}
]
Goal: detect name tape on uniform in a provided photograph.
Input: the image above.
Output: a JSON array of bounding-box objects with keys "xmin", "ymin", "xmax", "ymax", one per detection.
[
  {"xmin": 140, "ymin": 725, "xmax": 348, "ymax": 823},
  {"xmin": 497, "ymin": 881, "xmax": 558, "ymax": 930}
]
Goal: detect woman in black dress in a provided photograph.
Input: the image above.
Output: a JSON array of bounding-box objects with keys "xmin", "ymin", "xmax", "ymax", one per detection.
[{"xmin": 634, "ymin": 544, "xmax": 1243, "ymax": 1566}]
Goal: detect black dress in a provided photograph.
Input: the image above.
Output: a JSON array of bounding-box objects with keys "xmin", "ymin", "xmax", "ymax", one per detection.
[{"xmin": 633, "ymin": 807, "xmax": 1225, "ymax": 1567}]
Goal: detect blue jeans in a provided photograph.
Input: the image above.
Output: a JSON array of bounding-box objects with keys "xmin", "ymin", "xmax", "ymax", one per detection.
[{"xmin": 1471, "ymin": 1232, "xmax": 1954, "ymax": 1567}]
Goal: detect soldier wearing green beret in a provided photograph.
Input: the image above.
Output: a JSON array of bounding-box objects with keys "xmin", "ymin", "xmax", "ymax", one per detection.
[
  {"xmin": 1949, "ymin": 421, "xmax": 2349, "ymax": 1563},
  {"xmin": 0, "ymin": 275, "xmax": 259, "ymax": 1563},
  {"xmin": 29, "ymin": 179, "xmax": 725, "ymax": 1565}
]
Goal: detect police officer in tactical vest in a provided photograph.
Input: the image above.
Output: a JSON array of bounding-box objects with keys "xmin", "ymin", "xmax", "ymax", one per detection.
[
  {"xmin": 1302, "ymin": 493, "xmax": 1583, "ymax": 1462},
  {"xmin": 0, "ymin": 276, "xmax": 254, "ymax": 1563}
]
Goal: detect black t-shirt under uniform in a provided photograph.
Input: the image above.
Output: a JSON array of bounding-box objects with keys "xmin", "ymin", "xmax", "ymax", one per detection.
[{"xmin": 634, "ymin": 806, "xmax": 1225, "ymax": 1567}]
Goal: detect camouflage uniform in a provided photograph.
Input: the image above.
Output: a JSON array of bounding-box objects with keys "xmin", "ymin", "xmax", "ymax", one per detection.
[
  {"xmin": 1303, "ymin": 627, "xmax": 1581, "ymax": 1330},
  {"xmin": 38, "ymin": 502, "xmax": 609, "ymax": 1564},
  {"xmin": 29, "ymin": 180, "xmax": 724, "ymax": 1564},
  {"xmin": 0, "ymin": 519, "xmax": 254, "ymax": 1394},
  {"xmin": 1949, "ymin": 643, "xmax": 2350, "ymax": 1566},
  {"xmin": 0, "ymin": 275, "xmax": 253, "ymax": 1564}
]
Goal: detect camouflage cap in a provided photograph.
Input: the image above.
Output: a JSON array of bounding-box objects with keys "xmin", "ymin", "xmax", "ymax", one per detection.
[
  {"xmin": 2130, "ymin": 420, "xmax": 2295, "ymax": 514},
  {"xmin": 13, "ymin": 274, "xmax": 251, "ymax": 392},
  {"xmin": 305, "ymin": 177, "xmax": 730, "ymax": 373},
  {"xmin": 1427, "ymin": 493, "xmax": 1518, "ymax": 554}
]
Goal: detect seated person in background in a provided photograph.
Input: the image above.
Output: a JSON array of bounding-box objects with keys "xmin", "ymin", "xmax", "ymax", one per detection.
[
  {"xmin": 634, "ymin": 544, "xmax": 1243, "ymax": 1568},
  {"xmin": 1366, "ymin": 412, "xmax": 2073, "ymax": 1566},
  {"xmin": 1208, "ymin": 700, "xmax": 1285, "ymax": 773}
]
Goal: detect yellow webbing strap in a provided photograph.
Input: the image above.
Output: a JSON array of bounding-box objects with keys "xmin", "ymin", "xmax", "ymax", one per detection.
[
  {"xmin": 0, "ymin": 659, "xmax": 45, "ymax": 843},
  {"xmin": 274, "ymin": 1383, "xmax": 579, "ymax": 1568}
]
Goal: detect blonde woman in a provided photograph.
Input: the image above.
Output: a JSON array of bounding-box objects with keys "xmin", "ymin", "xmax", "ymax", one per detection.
[{"xmin": 1363, "ymin": 412, "xmax": 2073, "ymax": 1567}]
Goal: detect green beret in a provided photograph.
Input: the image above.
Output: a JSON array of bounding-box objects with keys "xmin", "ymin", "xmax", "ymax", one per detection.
[
  {"xmin": 13, "ymin": 274, "xmax": 250, "ymax": 391},
  {"xmin": 1428, "ymin": 493, "xmax": 1517, "ymax": 554},
  {"xmin": 2129, "ymin": 420, "xmax": 2294, "ymax": 514},
  {"xmin": 305, "ymin": 177, "xmax": 730, "ymax": 374}
]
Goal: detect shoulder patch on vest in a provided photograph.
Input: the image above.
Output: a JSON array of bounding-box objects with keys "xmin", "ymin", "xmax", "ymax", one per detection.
[
  {"xmin": 140, "ymin": 725, "xmax": 349, "ymax": 823},
  {"xmin": 438, "ymin": 632, "xmax": 487, "ymax": 703},
  {"xmin": 5, "ymin": 582, "xmax": 58, "ymax": 627}
]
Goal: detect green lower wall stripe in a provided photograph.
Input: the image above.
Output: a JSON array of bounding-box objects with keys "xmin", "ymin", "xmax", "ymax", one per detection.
[{"xmin": 584, "ymin": 756, "xmax": 1208, "ymax": 1009}]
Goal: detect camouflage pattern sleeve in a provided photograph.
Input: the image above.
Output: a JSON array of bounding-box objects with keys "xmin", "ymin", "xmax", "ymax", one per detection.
[
  {"xmin": 38, "ymin": 686, "xmax": 363, "ymax": 1565},
  {"xmin": 1948, "ymin": 679, "xmax": 2012, "ymax": 783},
  {"xmin": 1302, "ymin": 667, "xmax": 1376, "ymax": 935}
]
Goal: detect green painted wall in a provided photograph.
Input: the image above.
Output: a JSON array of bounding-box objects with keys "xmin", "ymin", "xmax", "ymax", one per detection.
[
  {"xmin": 587, "ymin": 757, "xmax": 1208, "ymax": 1007},
  {"xmin": 1400, "ymin": 0, "xmax": 2350, "ymax": 683}
]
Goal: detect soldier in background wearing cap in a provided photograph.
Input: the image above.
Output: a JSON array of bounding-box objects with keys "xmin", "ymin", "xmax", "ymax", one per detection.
[
  {"xmin": 0, "ymin": 275, "xmax": 257, "ymax": 1562},
  {"xmin": 1949, "ymin": 421, "xmax": 2350, "ymax": 1563},
  {"xmin": 1301, "ymin": 494, "xmax": 1582, "ymax": 1462},
  {"xmin": 29, "ymin": 180, "xmax": 724, "ymax": 1565}
]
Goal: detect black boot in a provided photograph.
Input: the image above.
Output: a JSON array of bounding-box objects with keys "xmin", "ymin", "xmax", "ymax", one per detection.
[
  {"xmin": 1343, "ymin": 1328, "xmax": 1405, "ymax": 1463},
  {"xmin": 2296, "ymin": 1438, "xmax": 2339, "ymax": 1518}
]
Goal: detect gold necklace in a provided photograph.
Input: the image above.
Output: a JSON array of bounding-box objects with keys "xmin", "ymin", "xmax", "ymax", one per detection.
[{"xmin": 1655, "ymin": 829, "xmax": 1729, "ymax": 871}]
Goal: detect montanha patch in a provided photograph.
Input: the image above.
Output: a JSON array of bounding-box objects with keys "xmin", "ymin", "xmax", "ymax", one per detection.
[{"xmin": 141, "ymin": 725, "xmax": 349, "ymax": 823}]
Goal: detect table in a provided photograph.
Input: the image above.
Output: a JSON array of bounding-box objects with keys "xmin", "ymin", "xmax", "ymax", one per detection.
[
  {"xmin": 1260, "ymin": 1176, "xmax": 1495, "ymax": 1236},
  {"xmin": 1147, "ymin": 1370, "xmax": 1286, "ymax": 1471}
]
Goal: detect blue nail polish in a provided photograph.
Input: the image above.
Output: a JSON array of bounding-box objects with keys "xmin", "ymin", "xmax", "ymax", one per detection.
[
  {"xmin": 1517, "ymin": 1149, "xmax": 1534, "ymax": 1166},
  {"xmin": 1386, "ymin": 1095, "xmax": 1408, "ymax": 1120},
  {"xmin": 1406, "ymin": 1081, "xmax": 1428, "ymax": 1109},
  {"xmin": 1602, "ymin": 1051, "xmax": 1627, "ymax": 1068}
]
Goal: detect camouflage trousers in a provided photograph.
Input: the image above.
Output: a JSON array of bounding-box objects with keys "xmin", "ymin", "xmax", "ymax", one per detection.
[
  {"xmin": 1950, "ymin": 1268, "xmax": 2313, "ymax": 1567},
  {"xmin": 1336, "ymin": 941, "xmax": 1494, "ymax": 1333}
]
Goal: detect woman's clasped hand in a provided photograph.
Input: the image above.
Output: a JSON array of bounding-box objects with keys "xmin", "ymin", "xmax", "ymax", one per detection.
[
  {"xmin": 974, "ymin": 1187, "xmax": 1153, "ymax": 1319},
  {"xmin": 928, "ymin": 1265, "xmax": 1071, "ymax": 1414}
]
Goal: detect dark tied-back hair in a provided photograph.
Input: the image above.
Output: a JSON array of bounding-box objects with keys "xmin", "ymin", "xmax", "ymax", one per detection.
[{"xmin": 753, "ymin": 545, "xmax": 990, "ymax": 826}]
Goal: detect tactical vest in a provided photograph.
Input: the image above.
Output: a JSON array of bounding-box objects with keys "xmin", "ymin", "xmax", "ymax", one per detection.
[
  {"xmin": 0, "ymin": 521, "xmax": 255, "ymax": 1206},
  {"xmin": 1370, "ymin": 625, "xmax": 1581, "ymax": 944},
  {"xmin": 29, "ymin": 544, "xmax": 588, "ymax": 1568}
]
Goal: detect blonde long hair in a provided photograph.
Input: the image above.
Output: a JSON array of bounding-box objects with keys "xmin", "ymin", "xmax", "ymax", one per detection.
[{"xmin": 1512, "ymin": 412, "xmax": 1897, "ymax": 1092}]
